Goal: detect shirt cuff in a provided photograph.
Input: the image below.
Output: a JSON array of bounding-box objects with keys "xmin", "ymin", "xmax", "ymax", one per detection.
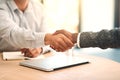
[
  {"xmin": 77, "ymin": 33, "xmax": 81, "ymax": 48},
  {"xmin": 40, "ymin": 46, "xmax": 52, "ymax": 55}
]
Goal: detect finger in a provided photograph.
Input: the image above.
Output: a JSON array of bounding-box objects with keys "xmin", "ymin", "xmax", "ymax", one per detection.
[
  {"xmin": 49, "ymin": 34, "xmax": 71, "ymax": 52},
  {"xmin": 53, "ymin": 37, "xmax": 69, "ymax": 52},
  {"xmin": 23, "ymin": 49, "xmax": 33, "ymax": 57},
  {"xmin": 28, "ymin": 48, "xmax": 41, "ymax": 57},
  {"xmin": 28, "ymin": 48, "xmax": 36, "ymax": 54},
  {"xmin": 24, "ymin": 52, "xmax": 30, "ymax": 57},
  {"xmin": 24, "ymin": 52, "xmax": 34, "ymax": 58},
  {"xmin": 55, "ymin": 34, "xmax": 73, "ymax": 52},
  {"xmin": 61, "ymin": 30, "xmax": 73, "ymax": 41},
  {"xmin": 21, "ymin": 48, "xmax": 27, "ymax": 54},
  {"xmin": 54, "ymin": 30, "xmax": 73, "ymax": 41},
  {"xmin": 57, "ymin": 39, "xmax": 69, "ymax": 51},
  {"xmin": 51, "ymin": 42, "xmax": 62, "ymax": 51},
  {"xmin": 62, "ymin": 35, "xmax": 74, "ymax": 49}
]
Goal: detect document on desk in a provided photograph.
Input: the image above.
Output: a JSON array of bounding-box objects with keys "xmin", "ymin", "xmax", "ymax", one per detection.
[{"xmin": 2, "ymin": 52, "xmax": 44, "ymax": 61}]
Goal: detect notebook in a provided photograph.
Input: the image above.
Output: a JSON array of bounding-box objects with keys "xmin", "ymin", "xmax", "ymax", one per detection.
[
  {"xmin": 19, "ymin": 53, "xmax": 89, "ymax": 71},
  {"xmin": 2, "ymin": 52, "xmax": 25, "ymax": 60},
  {"xmin": 2, "ymin": 51, "xmax": 44, "ymax": 60}
]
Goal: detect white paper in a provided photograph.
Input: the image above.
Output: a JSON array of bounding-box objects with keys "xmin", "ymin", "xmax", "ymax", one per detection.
[{"xmin": 2, "ymin": 52, "xmax": 24, "ymax": 60}]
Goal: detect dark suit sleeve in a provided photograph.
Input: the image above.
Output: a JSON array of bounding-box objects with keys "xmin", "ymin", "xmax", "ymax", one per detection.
[{"xmin": 80, "ymin": 29, "xmax": 120, "ymax": 49}]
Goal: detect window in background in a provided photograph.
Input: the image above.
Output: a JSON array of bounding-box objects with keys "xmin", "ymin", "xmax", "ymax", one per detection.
[
  {"xmin": 80, "ymin": 0, "xmax": 115, "ymax": 32},
  {"xmin": 43, "ymin": 0, "xmax": 79, "ymax": 33}
]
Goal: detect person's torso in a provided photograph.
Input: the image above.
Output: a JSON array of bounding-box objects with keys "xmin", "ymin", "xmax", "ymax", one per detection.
[{"xmin": 0, "ymin": 0, "xmax": 44, "ymax": 51}]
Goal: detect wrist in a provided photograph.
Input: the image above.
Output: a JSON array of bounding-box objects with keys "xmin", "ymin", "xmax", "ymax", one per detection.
[
  {"xmin": 44, "ymin": 33, "xmax": 52, "ymax": 45},
  {"xmin": 72, "ymin": 33, "xmax": 78, "ymax": 43}
]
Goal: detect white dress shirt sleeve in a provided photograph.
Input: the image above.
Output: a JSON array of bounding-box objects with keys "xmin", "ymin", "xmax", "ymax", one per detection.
[{"xmin": 0, "ymin": 10, "xmax": 46, "ymax": 49}]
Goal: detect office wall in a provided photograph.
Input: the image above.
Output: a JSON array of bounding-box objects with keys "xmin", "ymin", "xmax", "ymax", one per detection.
[
  {"xmin": 80, "ymin": 0, "xmax": 114, "ymax": 32},
  {"xmin": 43, "ymin": 0, "xmax": 79, "ymax": 33}
]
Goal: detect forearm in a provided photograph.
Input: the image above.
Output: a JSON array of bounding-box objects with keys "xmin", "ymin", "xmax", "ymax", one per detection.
[
  {"xmin": 0, "ymin": 12, "xmax": 46, "ymax": 48},
  {"xmin": 80, "ymin": 29, "xmax": 120, "ymax": 49}
]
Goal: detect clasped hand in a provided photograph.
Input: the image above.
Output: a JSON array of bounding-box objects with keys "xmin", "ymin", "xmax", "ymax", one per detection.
[{"xmin": 45, "ymin": 29, "xmax": 77, "ymax": 52}]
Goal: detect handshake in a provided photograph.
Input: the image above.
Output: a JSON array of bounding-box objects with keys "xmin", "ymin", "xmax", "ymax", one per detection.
[
  {"xmin": 45, "ymin": 30, "xmax": 78, "ymax": 52},
  {"xmin": 21, "ymin": 30, "xmax": 78, "ymax": 58}
]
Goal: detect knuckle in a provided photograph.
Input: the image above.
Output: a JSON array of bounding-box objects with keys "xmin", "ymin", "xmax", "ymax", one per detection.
[{"xmin": 56, "ymin": 38, "xmax": 62, "ymax": 42}]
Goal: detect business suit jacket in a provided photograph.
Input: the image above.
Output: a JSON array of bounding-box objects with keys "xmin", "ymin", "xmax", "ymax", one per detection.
[{"xmin": 80, "ymin": 29, "xmax": 120, "ymax": 49}]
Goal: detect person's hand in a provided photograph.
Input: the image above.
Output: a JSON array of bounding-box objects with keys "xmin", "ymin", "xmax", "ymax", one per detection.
[
  {"xmin": 53, "ymin": 29, "xmax": 73, "ymax": 42},
  {"xmin": 21, "ymin": 48, "xmax": 43, "ymax": 58},
  {"xmin": 44, "ymin": 33, "xmax": 74, "ymax": 52},
  {"xmin": 53, "ymin": 29, "xmax": 78, "ymax": 44}
]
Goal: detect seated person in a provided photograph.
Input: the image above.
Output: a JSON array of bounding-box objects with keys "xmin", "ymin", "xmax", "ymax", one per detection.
[{"xmin": 0, "ymin": 0, "xmax": 73, "ymax": 57}]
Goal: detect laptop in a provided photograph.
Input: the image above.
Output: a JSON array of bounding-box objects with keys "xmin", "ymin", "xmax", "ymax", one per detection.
[{"xmin": 19, "ymin": 53, "xmax": 89, "ymax": 72}]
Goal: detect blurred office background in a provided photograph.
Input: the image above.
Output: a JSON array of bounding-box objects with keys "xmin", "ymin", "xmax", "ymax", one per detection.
[
  {"xmin": 39, "ymin": 0, "xmax": 79, "ymax": 33},
  {"xmin": 35, "ymin": 0, "xmax": 118, "ymax": 33}
]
